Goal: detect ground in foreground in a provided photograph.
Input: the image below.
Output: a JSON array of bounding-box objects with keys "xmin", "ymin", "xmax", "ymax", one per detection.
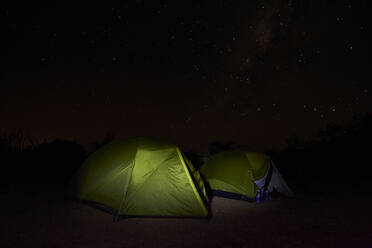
[{"xmin": 1, "ymin": 187, "xmax": 371, "ymax": 248}]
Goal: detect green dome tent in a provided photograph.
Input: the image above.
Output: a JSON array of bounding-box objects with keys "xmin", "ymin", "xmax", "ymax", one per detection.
[
  {"xmin": 200, "ymin": 150, "xmax": 293, "ymax": 201},
  {"xmin": 70, "ymin": 137, "xmax": 209, "ymax": 218}
]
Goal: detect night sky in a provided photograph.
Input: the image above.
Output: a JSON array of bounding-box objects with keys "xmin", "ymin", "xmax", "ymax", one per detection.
[{"xmin": 2, "ymin": 0, "xmax": 371, "ymax": 152}]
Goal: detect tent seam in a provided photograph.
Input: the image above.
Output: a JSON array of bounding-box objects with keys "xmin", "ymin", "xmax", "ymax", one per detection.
[
  {"xmin": 176, "ymin": 147, "xmax": 208, "ymax": 216},
  {"xmin": 116, "ymin": 141, "xmax": 139, "ymax": 219},
  {"xmin": 122, "ymin": 147, "xmax": 175, "ymax": 201}
]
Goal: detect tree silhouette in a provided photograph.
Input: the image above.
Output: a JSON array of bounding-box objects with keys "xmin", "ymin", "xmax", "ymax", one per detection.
[
  {"xmin": 208, "ymin": 141, "xmax": 236, "ymax": 155},
  {"xmin": 272, "ymin": 113, "xmax": 372, "ymax": 193}
]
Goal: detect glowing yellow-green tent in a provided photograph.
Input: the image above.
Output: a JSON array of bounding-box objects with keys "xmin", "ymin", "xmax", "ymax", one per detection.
[
  {"xmin": 70, "ymin": 137, "xmax": 209, "ymax": 218},
  {"xmin": 200, "ymin": 150, "xmax": 293, "ymax": 201}
]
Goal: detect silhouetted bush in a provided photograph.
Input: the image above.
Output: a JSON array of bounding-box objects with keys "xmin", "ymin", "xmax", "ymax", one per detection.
[
  {"xmin": 271, "ymin": 113, "xmax": 372, "ymax": 193},
  {"xmin": 208, "ymin": 141, "xmax": 236, "ymax": 155},
  {"xmin": 0, "ymin": 137, "xmax": 9, "ymax": 154},
  {"xmin": 0, "ymin": 134, "xmax": 86, "ymax": 190},
  {"xmin": 33, "ymin": 139, "xmax": 86, "ymax": 185}
]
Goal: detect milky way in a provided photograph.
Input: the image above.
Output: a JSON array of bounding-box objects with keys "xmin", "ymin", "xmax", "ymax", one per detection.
[{"xmin": 1, "ymin": 0, "xmax": 371, "ymax": 152}]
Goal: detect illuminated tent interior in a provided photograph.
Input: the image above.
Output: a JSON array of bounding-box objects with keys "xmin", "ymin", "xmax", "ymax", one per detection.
[{"xmin": 200, "ymin": 150, "xmax": 294, "ymax": 201}]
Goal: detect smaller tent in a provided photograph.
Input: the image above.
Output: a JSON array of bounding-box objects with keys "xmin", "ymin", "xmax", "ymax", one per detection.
[
  {"xmin": 69, "ymin": 137, "xmax": 209, "ymax": 218},
  {"xmin": 200, "ymin": 150, "xmax": 293, "ymax": 201}
]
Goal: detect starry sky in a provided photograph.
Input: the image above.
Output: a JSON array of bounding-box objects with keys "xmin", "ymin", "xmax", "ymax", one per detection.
[{"xmin": 1, "ymin": 0, "xmax": 371, "ymax": 152}]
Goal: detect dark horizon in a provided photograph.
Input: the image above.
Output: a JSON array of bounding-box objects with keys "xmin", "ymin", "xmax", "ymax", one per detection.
[{"xmin": 2, "ymin": 111, "xmax": 371, "ymax": 155}]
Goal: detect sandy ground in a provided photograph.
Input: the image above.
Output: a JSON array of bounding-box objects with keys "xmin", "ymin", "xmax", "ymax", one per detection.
[{"xmin": 1, "ymin": 187, "xmax": 371, "ymax": 248}]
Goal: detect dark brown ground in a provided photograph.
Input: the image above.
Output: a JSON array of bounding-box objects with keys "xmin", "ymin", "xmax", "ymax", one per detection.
[{"xmin": 1, "ymin": 187, "xmax": 371, "ymax": 248}]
